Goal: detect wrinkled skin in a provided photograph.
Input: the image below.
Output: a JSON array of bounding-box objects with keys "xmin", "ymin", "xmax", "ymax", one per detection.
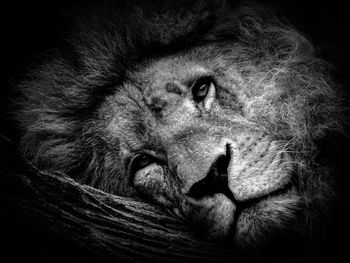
[{"xmin": 16, "ymin": 0, "xmax": 344, "ymax": 249}]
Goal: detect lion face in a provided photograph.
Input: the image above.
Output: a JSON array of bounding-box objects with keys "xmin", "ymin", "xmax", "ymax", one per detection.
[{"xmin": 100, "ymin": 48, "xmax": 301, "ymax": 245}]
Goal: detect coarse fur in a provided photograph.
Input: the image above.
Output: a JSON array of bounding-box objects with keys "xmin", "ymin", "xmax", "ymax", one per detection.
[{"xmin": 15, "ymin": 0, "xmax": 345, "ymax": 253}]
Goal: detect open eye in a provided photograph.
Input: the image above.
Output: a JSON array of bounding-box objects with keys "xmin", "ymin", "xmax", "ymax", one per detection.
[
  {"xmin": 130, "ymin": 154, "xmax": 154, "ymax": 174},
  {"xmin": 192, "ymin": 77, "xmax": 215, "ymax": 103}
]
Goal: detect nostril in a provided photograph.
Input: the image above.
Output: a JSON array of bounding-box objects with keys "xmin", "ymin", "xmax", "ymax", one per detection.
[
  {"xmin": 187, "ymin": 144, "xmax": 233, "ymax": 200},
  {"xmin": 186, "ymin": 174, "xmax": 216, "ymax": 199}
]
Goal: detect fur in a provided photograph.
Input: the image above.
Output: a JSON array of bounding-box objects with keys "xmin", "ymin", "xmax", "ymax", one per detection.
[{"xmin": 15, "ymin": 0, "xmax": 345, "ymax": 250}]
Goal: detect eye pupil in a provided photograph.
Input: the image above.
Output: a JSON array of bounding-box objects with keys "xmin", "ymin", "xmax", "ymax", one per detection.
[
  {"xmin": 132, "ymin": 154, "xmax": 153, "ymax": 173},
  {"xmin": 193, "ymin": 84, "xmax": 209, "ymax": 101},
  {"xmin": 198, "ymin": 84, "xmax": 208, "ymax": 95},
  {"xmin": 192, "ymin": 78, "xmax": 213, "ymax": 102}
]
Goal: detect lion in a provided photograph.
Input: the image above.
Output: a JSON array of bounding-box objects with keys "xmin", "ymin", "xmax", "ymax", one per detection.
[{"xmin": 15, "ymin": 0, "xmax": 345, "ymax": 254}]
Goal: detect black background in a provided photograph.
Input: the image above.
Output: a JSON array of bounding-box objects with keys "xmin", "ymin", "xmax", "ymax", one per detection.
[{"xmin": 1, "ymin": 0, "xmax": 349, "ymax": 262}]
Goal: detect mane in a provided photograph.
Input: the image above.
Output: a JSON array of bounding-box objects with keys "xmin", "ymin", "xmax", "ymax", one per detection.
[{"xmin": 16, "ymin": 0, "xmax": 345, "ymax": 223}]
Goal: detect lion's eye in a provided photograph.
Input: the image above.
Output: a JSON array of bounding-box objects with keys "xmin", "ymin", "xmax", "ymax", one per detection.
[
  {"xmin": 131, "ymin": 154, "xmax": 154, "ymax": 174},
  {"xmin": 192, "ymin": 77, "xmax": 215, "ymax": 103}
]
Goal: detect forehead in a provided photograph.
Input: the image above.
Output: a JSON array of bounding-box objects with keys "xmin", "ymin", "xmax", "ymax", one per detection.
[
  {"xmin": 105, "ymin": 49, "xmax": 226, "ymax": 154},
  {"xmin": 131, "ymin": 55, "xmax": 211, "ymax": 89}
]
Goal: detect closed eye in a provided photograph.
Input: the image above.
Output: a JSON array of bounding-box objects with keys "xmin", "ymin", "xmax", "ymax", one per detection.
[{"xmin": 130, "ymin": 154, "xmax": 155, "ymax": 175}]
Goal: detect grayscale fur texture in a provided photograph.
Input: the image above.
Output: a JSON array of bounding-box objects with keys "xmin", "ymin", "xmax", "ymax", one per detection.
[{"xmin": 15, "ymin": 0, "xmax": 345, "ymax": 248}]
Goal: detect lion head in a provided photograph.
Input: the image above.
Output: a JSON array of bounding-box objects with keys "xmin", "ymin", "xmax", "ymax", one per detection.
[{"xmin": 16, "ymin": 0, "xmax": 345, "ymax": 250}]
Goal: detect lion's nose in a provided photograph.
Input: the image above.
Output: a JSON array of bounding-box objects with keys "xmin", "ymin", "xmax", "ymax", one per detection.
[{"xmin": 187, "ymin": 144, "xmax": 235, "ymax": 201}]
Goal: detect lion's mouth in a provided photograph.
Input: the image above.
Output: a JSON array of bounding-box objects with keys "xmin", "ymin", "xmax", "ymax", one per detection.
[
  {"xmin": 187, "ymin": 144, "xmax": 294, "ymax": 211},
  {"xmin": 231, "ymin": 182, "xmax": 294, "ymax": 223},
  {"xmin": 235, "ymin": 182, "xmax": 293, "ymax": 209},
  {"xmin": 186, "ymin": 143, "xmax": 299, "ymax": 242},
  {"xmin": 186, "ymin": 161, "xmax": 296, "ymax": 231},
  {"xmin": 185, "ymin": 180, "xmax": 298, "ymax": 243}
]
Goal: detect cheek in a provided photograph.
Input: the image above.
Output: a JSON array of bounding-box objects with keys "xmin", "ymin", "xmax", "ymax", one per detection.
[
  {"xmin": 235, "ymin": 189, "xmax": 301, "ymax": 245},
  {"xmin": 133, "ymin": 164, "xmax": 179, "ymax": 207}
]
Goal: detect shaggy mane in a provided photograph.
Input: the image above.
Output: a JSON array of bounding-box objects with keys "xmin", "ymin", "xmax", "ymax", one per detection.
[{"xmin": 16, "ymin": 0, "xmax": 345, "ymax": 234}]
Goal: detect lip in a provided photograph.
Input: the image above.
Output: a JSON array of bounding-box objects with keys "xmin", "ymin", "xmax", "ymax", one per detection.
[
  {"xmin": 186, "ymin": 173, "xmax": 295, "ymax": 212},
  {"xmin": 183, "ymin": 183, "xmax": 298, "ymax": 242},
  {"xmin": 231, "ymin": 182, "xmax": 295, "ymax": 226},
  {"xmin": 235, "ymin": 182, "xmax": 294, "ymax": 210}
]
